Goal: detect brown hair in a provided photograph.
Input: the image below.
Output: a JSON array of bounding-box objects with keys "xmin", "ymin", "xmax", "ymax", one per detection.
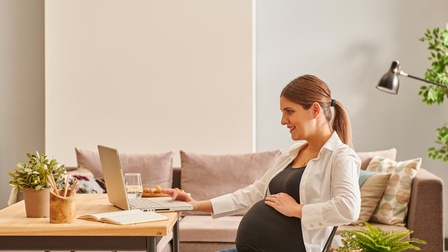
[{"xmin": 280, "ymin": 74, "xmax": 353, "ymax": 148}]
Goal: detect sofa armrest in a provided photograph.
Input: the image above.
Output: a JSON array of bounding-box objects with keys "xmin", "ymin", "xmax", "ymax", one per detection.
[{"xmin": 407, "ymin": 168, "xmax": 443, "ymax": 252}]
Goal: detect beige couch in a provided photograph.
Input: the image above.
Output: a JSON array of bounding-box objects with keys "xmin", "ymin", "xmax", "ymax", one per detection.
[
  {"xmin": 28, "ymin": 147, "xmax": 441, "ymax": 252},
  {"xmin": 173, "ymin": 168, "xmax": 444, "ymax": 252},
  {"xmin": 170, "ymin": 150, "xmax": 444, "ymax": 252}
]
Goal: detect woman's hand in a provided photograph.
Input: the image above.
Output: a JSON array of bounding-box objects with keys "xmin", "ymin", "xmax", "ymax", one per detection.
[
  {"xmin": 162, "ymin": 188, "xmax": 213, "ymax": 213},
  {"xmin": 265, "ymin": 192, "xmax": 302, "ymax": 218},
  {"xmin": 162, "ymin": 188, "xmax": 196, "ymax": 202}
]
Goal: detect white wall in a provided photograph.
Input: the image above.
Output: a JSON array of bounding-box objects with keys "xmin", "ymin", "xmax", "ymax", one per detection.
[
  {"xmin": 0, "ymin": 1, "xmax": 45, "ymax": 210},
  {"xmin": 256, "ymin": 0, "xmax": 448, "ymax": 237},
  {"xmin": 45, "ymin": 0, "xmax": 254, "ymax": 167}
]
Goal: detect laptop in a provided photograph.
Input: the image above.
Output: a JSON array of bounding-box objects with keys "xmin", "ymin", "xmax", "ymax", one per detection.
[{"xmin": 97, "ymin": 145, "xmax": 194, "ymax": 212}]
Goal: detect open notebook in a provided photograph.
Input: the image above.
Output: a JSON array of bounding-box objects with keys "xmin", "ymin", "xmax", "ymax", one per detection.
[
  {"xmin": 79, "ymin": 209, "xmax": 168, "ymax": 225},
  {"xmin": 97, "ymin": 145, "xmax": 193, "ymax": 212}
]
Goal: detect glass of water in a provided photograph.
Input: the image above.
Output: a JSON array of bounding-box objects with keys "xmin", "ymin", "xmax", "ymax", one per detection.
[{"xmin": 124, "ymin": 173, "xmax": 143, "ymax": 199}]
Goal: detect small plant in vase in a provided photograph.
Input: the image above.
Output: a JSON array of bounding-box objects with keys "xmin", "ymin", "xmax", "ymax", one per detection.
[
  {"xmin": 8, "ymin": 152, "xmax": 66, "ymax": 217},
  {"xmin": 333, "ymin": 222, "xmax": 426, "ymax": 252}
]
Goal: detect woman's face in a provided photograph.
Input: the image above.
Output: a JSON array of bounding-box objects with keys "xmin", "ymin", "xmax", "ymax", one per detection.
[{"xmin": 280, "ymin": 96, "xmax": 315, "ymax": 141}]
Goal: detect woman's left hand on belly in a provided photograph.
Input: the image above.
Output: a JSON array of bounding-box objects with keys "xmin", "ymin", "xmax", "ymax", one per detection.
[{"xmin": 265, "ymin": 192, "xmax": 302, "ymax": 218}]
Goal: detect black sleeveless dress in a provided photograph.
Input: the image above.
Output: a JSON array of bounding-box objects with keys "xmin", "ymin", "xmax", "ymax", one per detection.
[{"xmin": 235, "ymin": 164, "xmax": 306, "ymax": 252}]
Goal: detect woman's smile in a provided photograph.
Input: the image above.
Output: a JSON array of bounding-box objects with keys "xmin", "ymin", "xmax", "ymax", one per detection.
[{"xmin": 288, "ymin": 126, "xmax": 296, "ymax": 134}]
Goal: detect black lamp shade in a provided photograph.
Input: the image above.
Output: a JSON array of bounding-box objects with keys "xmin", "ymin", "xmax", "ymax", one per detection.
[{"xmin": 376, "ymin": 61, "xmax": 400, "ymax": 94}]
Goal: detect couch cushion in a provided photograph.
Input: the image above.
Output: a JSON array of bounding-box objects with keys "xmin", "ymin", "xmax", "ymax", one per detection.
[
  {"xmin": 367, "ymin": 156, "xmax": 422, "ymax": 226},
  {"xmin": 75, "ymin": 147, "xmax": 174, "ymax": 189},
  {"xmin": 179, "ymin": 215, "xmax": 242, "ymax": 242},
  {"xmin": 180, "ymin": 150, "xmax": 281, "ymax": 203},
  {"xmin": 351, "ymin": 170, "xmax": 391, "ymax": 225},
  {"xmin": 356, "ymin": 148, "xmax": 397, "ymax": 170},
  {"xmin": 76, "ymin": 148, "xmax": 102, "ymax": 177}
]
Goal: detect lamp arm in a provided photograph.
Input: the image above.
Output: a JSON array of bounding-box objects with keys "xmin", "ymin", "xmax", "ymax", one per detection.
[{"xmin": 398, "ymin": 71, "xmax": 447, "ymax": 88}]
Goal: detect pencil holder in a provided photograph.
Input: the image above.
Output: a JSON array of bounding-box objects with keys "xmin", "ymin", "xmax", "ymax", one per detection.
[{"xmin": 50, "ymin": 189, "xmax": 76, "ymax": 224}]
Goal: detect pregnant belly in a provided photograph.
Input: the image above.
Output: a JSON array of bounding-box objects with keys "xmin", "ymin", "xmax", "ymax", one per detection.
[{"xmin": 235, "ymin": 200, "xmax": 303, "ymax": 252}]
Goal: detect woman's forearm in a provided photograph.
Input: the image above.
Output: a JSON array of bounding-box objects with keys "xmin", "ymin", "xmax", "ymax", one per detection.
[{"xmin": 194, "ymin": 200, "xmax": 214, "ymax": 213}]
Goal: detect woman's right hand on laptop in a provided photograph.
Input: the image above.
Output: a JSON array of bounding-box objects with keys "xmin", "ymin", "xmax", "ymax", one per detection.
[
  {"xmin": 163, "ymin": 188, "xmax": 214, "ymax": 213},
  {"xmin": 163, "ymin": 188, "xmax": 193, "ymax": 202}
]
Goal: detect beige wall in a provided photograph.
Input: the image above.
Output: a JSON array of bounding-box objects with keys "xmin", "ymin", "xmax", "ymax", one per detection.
[
  {"xmin": 45, "ymin": 0, "xmax": 254, "ymax": 166},
  {"xmin": 0, "ymin": 1, "xmax": 45, "ymax": 209}
]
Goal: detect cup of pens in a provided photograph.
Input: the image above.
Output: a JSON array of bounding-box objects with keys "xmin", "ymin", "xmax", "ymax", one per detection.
[{"xmin": 48, "ymin": 175, "xmax": 77, "ymax": 224}]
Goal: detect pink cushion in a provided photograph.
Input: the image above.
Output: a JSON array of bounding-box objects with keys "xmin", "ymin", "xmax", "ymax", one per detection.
[
  {"xmin": 75, "ymin": 147, "xmax": 174, "ymax": 189},
  {"xmin": 75, "ymin": 148, "xmax": 102, "ymax": 178},
  {"xmin": 179, "ymin": 215, "xmax": 242, "ymax": 242},
  {"xmin": 180, "ymin": 150, "xmax": 281, "ymax": 202},
  {"xmin": 356, "ymin": 148, "xmax": 397, "ymax": 170}
]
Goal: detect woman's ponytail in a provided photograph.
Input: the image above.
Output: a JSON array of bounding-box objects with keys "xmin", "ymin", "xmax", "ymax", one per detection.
[{"xmin": 331, "ymin": 100, "xmax": 353, "ymax": 148}]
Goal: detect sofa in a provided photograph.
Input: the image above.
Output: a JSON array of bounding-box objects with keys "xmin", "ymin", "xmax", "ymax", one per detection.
[
  {"xmin": 10, "ymin": 147, "xmax": 441, "ymax": 252},
  {"xmin": 170, "ymin": 157, "xmax": 444, "ymax": 252}
]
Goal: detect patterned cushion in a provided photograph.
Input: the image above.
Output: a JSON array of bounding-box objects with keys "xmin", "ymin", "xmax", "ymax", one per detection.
[
  {"xmin": 75, "ymin": 147, "xmax": 174, "ymax": 189},
  {"xmin": 71, "ymin": 175, "xmax": 106, "ymax": 194},
  {"xmin": 367, "ymin": 156, "xmax": 422, "ymax": 226},
  {"xmin": 351, "ymin": 170, "xmax": 391, "ymax": 225}
]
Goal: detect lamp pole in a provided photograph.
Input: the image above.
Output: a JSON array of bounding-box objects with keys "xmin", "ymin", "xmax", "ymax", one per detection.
[{"xmin": 399, "ymin": 71, "xmax": 448, "ymax": 89}]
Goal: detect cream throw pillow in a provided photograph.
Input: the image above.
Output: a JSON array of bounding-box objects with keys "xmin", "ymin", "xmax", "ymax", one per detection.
[
  {"xmin": 367, "ymin": 156, "xmax": 422, "ymax": 226},
  {"xmin": 351, "ymin": 170, "xmax": 391, "ymax": 225},
  {"xmin": 75, "ymin": 147, "xmax": 174, "ymax": 189}
]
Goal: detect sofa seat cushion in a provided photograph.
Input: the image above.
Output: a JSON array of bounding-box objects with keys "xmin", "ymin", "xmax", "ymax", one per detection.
[{"xmin": 179, "ymin": 215, "xmax": 242, "ymax": 243}]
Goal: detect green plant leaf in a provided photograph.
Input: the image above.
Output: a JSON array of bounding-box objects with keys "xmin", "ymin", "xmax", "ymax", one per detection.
[
  {"xmin": 8, "ymin": 152, "xmax": 66, "ymax": 191},
  {"xmin": 337, "ymin": 222, "xmax": 426, "ymax": 251},
  {"xmin": 419, "ymin": 26, "xmax": 448, "ymax": 162}
]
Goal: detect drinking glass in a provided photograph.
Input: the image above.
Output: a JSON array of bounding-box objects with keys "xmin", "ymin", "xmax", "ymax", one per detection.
[{"xmin": 124, "ymin": 173, "xmax": 143, "ymax": 199}]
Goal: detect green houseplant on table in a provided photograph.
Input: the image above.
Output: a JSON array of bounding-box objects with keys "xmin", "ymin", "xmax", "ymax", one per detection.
[{"xmin": 8, "ymin": 152, "xmax": 66, "ymax": 217}]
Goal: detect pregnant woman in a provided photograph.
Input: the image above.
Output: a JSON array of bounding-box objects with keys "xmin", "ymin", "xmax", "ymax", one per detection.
[{"xmin": 164, "ymin": 74, "xmax": 361, "ymax": 252}]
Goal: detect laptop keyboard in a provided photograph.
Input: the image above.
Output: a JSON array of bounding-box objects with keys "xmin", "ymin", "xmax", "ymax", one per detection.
[{"xmin": 130, "ymin": 198, "xmax": 164, "ymax": 208}]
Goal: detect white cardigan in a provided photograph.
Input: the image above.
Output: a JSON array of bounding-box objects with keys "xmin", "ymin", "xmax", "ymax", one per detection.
[{"xmin": 210, "ymin": 132, "xmax": 361, "ymax": 252}]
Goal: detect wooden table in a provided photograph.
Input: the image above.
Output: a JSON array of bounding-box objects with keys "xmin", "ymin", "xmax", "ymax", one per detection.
[{"xmin": 0, "ymin": 194, "xmax": 180, "ymax": 252}]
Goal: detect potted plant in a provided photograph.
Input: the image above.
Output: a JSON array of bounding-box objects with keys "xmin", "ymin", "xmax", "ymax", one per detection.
[
  {"xmin": 8, "ymin": 151, "xmax": 66, "ymax": 218},
  {"xmin": 332, "ymin": 222, "xmax": 426, "ymax": 252}
]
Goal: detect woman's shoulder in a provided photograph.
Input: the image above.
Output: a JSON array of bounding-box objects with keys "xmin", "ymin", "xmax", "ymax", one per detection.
[
  {"xmin": 331, "ymin": 144, "xmax": 361, "ymax": 166},
  {"xmin": 322, "ymin": 135, "xmax": 359, "ymax": 161}
]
